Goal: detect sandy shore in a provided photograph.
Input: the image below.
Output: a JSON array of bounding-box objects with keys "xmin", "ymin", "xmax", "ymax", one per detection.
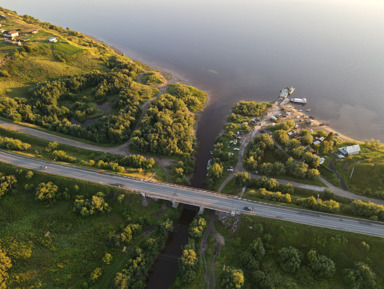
[{"xmin": 272, "ymin": 98, "xmax": 361, "ymax": 143}]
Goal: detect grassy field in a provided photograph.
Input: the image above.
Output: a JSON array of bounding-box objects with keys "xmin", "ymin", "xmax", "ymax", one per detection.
[
  {"xmin": 328, "ymin": 143, "xmax": 384, "ymax": 198},
  {"xmin": 214, "ymin": 214, "xmax": 384, "ymax": 288},
  {"xmin": 0, "ymin": 161, "xmax": 179, "ymax": 288}
]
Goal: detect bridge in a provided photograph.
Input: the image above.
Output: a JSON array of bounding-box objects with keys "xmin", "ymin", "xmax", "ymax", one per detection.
[{"xmin": 1, "ymin": 149, "xmax": 384, "ymax": 237}]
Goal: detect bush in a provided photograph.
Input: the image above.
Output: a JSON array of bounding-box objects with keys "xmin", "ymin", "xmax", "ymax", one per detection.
[
  {"xmin": 73, "ymin": 192, "xmax": 110, "ymax": 216},
  {"xmin": 278, "ymin": 246, "xmax": 302, "ymax": 273},
  {"xmin": 189, "ymin": 216, "xmax": 207, "ymax": 239},
  {"xmin": 344, "ymin": 262, "xmax": 376, "ymax": 289},
  {"xmin": 221, "ymin": 267, "xmax": 244, "ymax": 289},
  {"xmin": 0, "ymin": 137, "xmax": 31, "ymax": 151},
  {"xmin": 52, "ymin": 150, "xmax": 77, "ymax": 162},
  {"xmin": 35, "ymin": 182, "xmax": 58, "ymax": 205},
  {"xmin": 307, "ymin": 250, "xmax": 336, "ymax": 278},
  {"xmin": 251, "ymin": 188, "xmax": 291, "ymax": 203}
]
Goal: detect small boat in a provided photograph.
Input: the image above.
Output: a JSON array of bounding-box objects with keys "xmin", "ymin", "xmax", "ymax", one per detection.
[
  {"xmin": 280, "ymin": 86, "xmax": 295, "ymax": 98},
  {"xmin": 279, "ymin": 87, "xmax": 290, "ymax": 98},
  {"xmin": 290, "ymin": 98, "xmax": 307, "ymax": 104}
]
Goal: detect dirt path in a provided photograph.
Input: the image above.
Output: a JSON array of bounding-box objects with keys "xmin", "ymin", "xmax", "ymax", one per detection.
[
  {"xmin": 200, "ymin": 213, "xmax": 225, "ymax": 289},
  {"xmin": 218, "ymin": 105, "xmax": 280, "ymax": 192}
]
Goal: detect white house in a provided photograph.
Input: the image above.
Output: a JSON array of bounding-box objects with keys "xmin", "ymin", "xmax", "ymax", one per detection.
[
  {"xmin": 3, "ymin": 30, "xmax": 19, "ymax": 38},
  {"xmin": 338, "ymin": 144, "xmax": 360, "ymax": 156},
  {"xmin": 48, "ymin": 37, "xmax": 57, "ymax": 43}
]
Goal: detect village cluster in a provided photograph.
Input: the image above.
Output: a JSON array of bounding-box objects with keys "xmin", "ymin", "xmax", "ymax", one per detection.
[{"xmin": 0, "ymin": 14, "xmax": 57, "ymax": 46}]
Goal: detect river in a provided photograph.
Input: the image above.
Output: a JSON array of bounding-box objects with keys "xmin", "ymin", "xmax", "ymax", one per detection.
[{"xmin": 2, "ymin": 0, "xmax": 384, "ymax": 285}]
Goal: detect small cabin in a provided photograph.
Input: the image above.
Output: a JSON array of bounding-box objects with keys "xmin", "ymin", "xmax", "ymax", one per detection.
[
  {"xmin": 48, "ymin": 37, "xmax": 57, "ymax": 43},
  {"xmin": 30, "ymin": 29, "xmax": 39, "ymax": 34},
  {"xmin": 3, "ymin": 30, "xmax": 19, "ymax": 38}
]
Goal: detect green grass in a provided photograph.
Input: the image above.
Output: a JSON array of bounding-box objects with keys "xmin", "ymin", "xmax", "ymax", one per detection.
[
  {"xmin": 0, "ymin": 161, "xmax": 176, "ymax": 288},
  {"xmin": 221, "ymin": 177, "xmax": 241, "ymax": 195},
  {"xmin": 214, "ymin": 214, "xmax": 384, "ymax": 289},
  {"xmin": 52, "ymin": 41, "xmax": 84, "ymax": 55},
  {"xmin": 328, "ymin": 144, "xmax": 384, "ymax": 198}
]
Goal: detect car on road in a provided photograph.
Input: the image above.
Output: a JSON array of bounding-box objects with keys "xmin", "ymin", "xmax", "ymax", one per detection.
[
  {"xmin": 244, "ymin": 206, "xmax": 253, "ymax": 211},
  {"xmin": 233, "ymin": 148, "xmax": 240, "ymax": 151}
]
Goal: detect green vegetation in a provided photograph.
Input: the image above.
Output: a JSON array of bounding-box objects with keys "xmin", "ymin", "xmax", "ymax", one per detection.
[
  {"xmin": 245, "ymin": 121, "xmax": 324, "ymax": 181},
  {"xmin": 214, "ymin": 214, "xmax": 384, "ymax": 288},
  {"xmin": 141, "ymin": 71, "xmax": 164, "ymax": 85},
  {"xmin": 0, "ymin": 127, "xmax": 162, "ymax": 180},
  {"xmin": 167, "ymin": 83, "xmax": 207, "ymax": 113},
  {"xmin": 206, "ymin": 101, "xmax": 270, "ymax": 190},
  {"xmin": 171, "ymin": 216, "xmax": 207, "ymax": 288},
  {"xmin": 331, "ymin": 140, "xmax": 384, "ymax": 199},
  {"xmin": 0, "ymin": 161, "xmax": 179, "ymax": 288},
  {"xmin": 0, "ymin": 8, "xmax": 167, "ymax": 145},
  {"xmin": 130, "ymin": 94, "xmax": 196, "ymax": 156}
]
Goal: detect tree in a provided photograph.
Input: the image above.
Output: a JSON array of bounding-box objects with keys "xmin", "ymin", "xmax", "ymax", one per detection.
[
  {"xmin": 319, "ymin": 140, "xmax": 333, "ymax": 154},
  {"xmin": 344, "ymin": 262, "xmax": 376, "ymax": 289},
  {"xmin": 234, "ymin": 172, "xmax": 250, "ymax": 187},
  {"xmin": 273, "ymin": 130, "xmax": 289, "ymax": 145},
  {"xmin": 189, "ymin": 217, "xmax": 207, "ymax": 239},
  {"xmin": 320, "ymin": 189, "xmax": 334, "ymax": 200},
  {"xmin": 209, "ymin": 163, "xmax": 223, "ymax": 179},
  {"xmin": 102, "ymin": 253, "xmax": 113, "ymax": 265},
  {"xmin": 301, "ymin": 131, "xmax": 314, "ymax": 146},
  {"xmin": 307, "ymin": 250, "xmax": 336, "ymax": 278},
  {"xmin": 278, "ymin": 246, "xmax": 302, "ymax": 273},
  {"xmin": 90, "ymin": 267, "xmax": 102, "ymax": 282},
  {"xmin": 35, "ymin": 182, "xmax": 58, "ymax": 205},
  {"xmin": 221, "ymin": 267, "xmax": 244, "ymax": 289},
  {"xmin": 252, "ymin": 270, "xmax": 273, "ymax": 289},
  {"xmin": 307, "ymin": 168, "xmax": 320, "ymax": 180},
  {"xmin": 250, "ymin": 238, "xmax": 265, "ymax": 261},
  {"xmin": 0, "ymin": 246, "xmax": 12, "ymax": 289}
]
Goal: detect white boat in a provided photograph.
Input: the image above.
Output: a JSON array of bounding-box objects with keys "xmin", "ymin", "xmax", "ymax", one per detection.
[{"xmin": 290, "ymin": 98, "xmax": 307, "ymax": 104}]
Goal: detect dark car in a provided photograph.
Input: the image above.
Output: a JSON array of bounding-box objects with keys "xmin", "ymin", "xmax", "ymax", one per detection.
[{"xmin": 244, "ymin": 206, "xmax": 253, "ymax": 211}]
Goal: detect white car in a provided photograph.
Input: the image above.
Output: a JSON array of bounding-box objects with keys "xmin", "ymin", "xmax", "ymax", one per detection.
[{"xmin": 233, "ymin": 148, "xmax": 240, "ymax": 151}]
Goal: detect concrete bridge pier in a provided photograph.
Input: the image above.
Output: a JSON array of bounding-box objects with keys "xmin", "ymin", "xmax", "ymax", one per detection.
[
  {"xmin": 172, "ymin": 200, "xmax": 179, "ymax": 208},
  {"xmin": 198, "ymin": 206, "xmax": 204, "ymax": 215}
]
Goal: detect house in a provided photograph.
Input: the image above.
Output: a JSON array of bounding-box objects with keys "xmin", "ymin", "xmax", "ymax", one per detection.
[
  {"xmin": 30, "ymin": 29, "xmax": 39, "ymax": 34},
  {"xmin": 338, "ymin": 144, "xmax": 360, "ymax": 156},
  {"xmin": 3, "ymin": 30, "xmax": 19, "ymax": 38},
  {"xmin": 313, "ymin": 140, "xmax": 321, "ymax": 145},
  {"xmin": 313, "ymin": 154, "xmax": 325, "ymax": 165},
  {"xmin": 48, "ymin": 37, "xmax": 57, "ymax": 43}
]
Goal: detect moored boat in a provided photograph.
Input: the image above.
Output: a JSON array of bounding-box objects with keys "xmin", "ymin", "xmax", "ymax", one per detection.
[
  {"xmin": 279, "ymin": 87, "xmax": 290, "ymax": 98},
  {"xmin": 290, "ymin": 98, "xmax": 307, "ymax": 104}
]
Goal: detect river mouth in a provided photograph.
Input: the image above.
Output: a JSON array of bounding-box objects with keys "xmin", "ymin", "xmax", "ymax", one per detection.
[{"xmin": 146, "ymin": 205, "xmax": 197, "ymax": 289}]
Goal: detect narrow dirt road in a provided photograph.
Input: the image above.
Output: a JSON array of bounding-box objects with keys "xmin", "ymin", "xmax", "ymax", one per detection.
[{"xmin": 200, "ymin": 213, "xmax": 225, "ymax": 289}]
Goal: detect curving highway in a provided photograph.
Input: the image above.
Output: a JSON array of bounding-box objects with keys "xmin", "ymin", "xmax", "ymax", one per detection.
[{"xmin": 1, "ymin": 150, "xmax": 384, "ymax": 237}]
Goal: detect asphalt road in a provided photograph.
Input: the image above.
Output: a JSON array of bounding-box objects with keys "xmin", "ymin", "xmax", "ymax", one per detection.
[{"xmin": 1, "ymin": 150, "xmax": 384, "ymax": 237}]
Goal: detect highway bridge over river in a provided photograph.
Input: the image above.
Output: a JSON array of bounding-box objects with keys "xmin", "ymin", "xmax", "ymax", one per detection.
[{"xmin": 1, "ymin": 150, "xmax": 384, "ymax": 238}]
